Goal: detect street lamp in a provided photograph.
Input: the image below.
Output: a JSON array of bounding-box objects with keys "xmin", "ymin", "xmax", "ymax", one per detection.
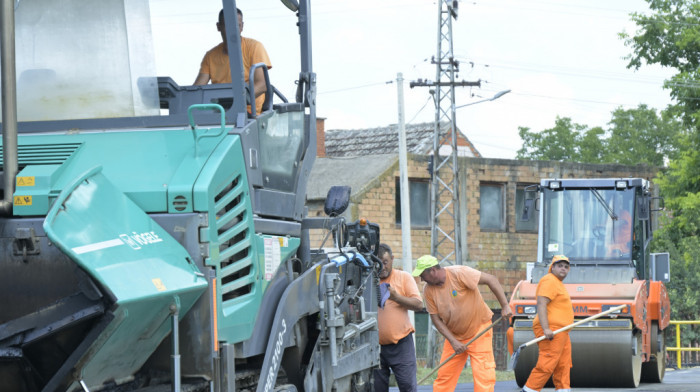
[{"xmin": 455, "ymin": 89, "xmax": 511, "ymax": 109}]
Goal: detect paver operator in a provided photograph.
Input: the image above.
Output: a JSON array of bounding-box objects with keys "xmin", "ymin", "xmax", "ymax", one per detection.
[{"xmin": 193, "ymin": 8, "xmax": 271, "ymax": 115}]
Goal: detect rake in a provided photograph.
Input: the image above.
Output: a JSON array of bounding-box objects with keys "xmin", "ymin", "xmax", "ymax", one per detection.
[
  {"xmin": 508, "ymin": 304, "xmax": 627, "ymax": 371},
  {"xmin": 417, "ymin": 315, "xmax": 504, "ymax": 385}
]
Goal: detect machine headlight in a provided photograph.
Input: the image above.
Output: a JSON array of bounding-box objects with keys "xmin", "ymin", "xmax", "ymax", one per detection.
[
  {"xmin": 516, "ymin": 305, "xmax": 537, "ymax": 315},
  {"xmin": 602, "ymin": 304, "xmax": 629, "ymax": 314}
]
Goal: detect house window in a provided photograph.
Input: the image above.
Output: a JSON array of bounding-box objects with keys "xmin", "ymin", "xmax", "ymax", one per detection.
[
  {"xmin": 515, "ymin": 185, "xmax": 538, "ymax": 232},
  {"xmin": 395, "ymin": 178, "xmax": 430, "ymax": 228},
  {"xmin": 480, "ymin": 183, "xmax": 505, "ymax": 231}
]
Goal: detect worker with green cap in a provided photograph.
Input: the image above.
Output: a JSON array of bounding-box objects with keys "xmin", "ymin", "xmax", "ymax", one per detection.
[{"xmin": 413, "ymin": 255, "xmax": 512, "ymax": 392}]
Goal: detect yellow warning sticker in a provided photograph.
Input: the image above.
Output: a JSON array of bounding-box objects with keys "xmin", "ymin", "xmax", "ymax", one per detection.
[
  {"xmin": 14, "ymin": 196, "xmax": 32, "ymax": 206},
  {"xmin": 16, "ymin": 177, "xmax": 35, "ymax": 187},
  {"xmin": 152, "ymin": 278, "xmax": 167, "ymax": 292}
]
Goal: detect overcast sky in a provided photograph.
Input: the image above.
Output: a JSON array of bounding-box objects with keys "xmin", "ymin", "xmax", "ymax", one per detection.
[{"xmin": 149, "ymin": 0, "xmax": 674, "ymax": 159}]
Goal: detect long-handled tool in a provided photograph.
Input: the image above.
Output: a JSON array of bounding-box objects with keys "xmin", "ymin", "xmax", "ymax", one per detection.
[
  {"xmin": 417, "ymin": 315, "xmax": 504, "ymax": 385},
  {"xmin": 508, "ymin": 304, "xmax": 627, "ymax": 371}
]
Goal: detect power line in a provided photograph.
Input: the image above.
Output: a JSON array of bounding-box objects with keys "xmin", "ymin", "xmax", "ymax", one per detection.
[
  {"xmin": 314, "ymin": 76, "xmax": 672, "ymax": 113},
  {"xmin": 469, "ymin": 137, "xmax": 521, "ymax": 154},
  {"xmin": 406, "ymin": 96, "xmax": 433, "ymax": 125},
  {"xmin": 318, "ymin": 80, "xmax": 394, "ymax": 95},
  {"xmin": 453, "ymin": 56, "xmax": 669, "ymax": 86},
  {"xmin": 470, "ymin": 0, "xmax": 646, "ymax": 21}
]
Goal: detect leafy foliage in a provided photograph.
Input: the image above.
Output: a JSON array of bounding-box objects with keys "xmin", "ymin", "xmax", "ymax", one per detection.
[
  {"xmin": 622, "ymin": 0, "xmax": 700, "ymax": 336},
  {"xmin": 621, "ymin": 0, "xmax": 700, "ymax": 128},
  {"xmin": 516, "ymin": 105, "xmax": 680, "ymax": 166},
  {"xmin": 606, "ymin": 105, "xmax": 681, "ymax": 165},
  {"xmin": 516, "ymin": 117, "xmax": 589, "ymax": 161}
]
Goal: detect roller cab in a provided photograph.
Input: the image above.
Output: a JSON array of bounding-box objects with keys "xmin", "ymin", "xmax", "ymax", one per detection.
[{"xmin": 509, "ymin": 178, "xmax": 671, "ymax": 388}]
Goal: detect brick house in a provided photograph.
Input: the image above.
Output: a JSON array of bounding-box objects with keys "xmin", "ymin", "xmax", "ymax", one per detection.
[
  {"xmin": 309, "ymin": 118, "xmax": 658, "ymax": 298},
  {"xmin": 307, "ymin": 118, "xmax": 659, "ymax": 367},
  {"xmin": 307, "ymin": 119, "xmax": 480, "ymax": 251}
]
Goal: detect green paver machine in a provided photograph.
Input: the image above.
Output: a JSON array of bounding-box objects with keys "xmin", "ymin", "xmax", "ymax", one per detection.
[{"xmin": 0, "ymin": 1, "xmax": 381, "ymax": 391}]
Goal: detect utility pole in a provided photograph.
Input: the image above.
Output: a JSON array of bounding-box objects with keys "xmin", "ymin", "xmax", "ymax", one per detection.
[
  {"xmin": 410, "ymin": 1, "xmax": 479, "ymax": 269},
  {"xmin": 396, "ymin": 72, "xmax": 415, "ymax": 330},
  {"xmin": 410, "ymin": 0, "xmax": 480, "ymax": 367}
]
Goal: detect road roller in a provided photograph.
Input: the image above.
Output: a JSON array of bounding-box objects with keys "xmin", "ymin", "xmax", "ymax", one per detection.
[{"xmin": 509, "ymin": 178, "xmax": 671, "ymax": 388}]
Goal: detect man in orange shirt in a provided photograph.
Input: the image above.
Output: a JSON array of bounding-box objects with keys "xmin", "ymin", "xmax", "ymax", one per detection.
[
  {"xmin": 413, "ymin": 255, "xmax": 512, "ymax": 392},
  {"xmin": 374, "ymin": 244, "xmax": 424, "ymax": 392},
  {"xmin": 608, "ymin": 210, "xmax": 632, "ymax": 257},
  {"xmin": 193, "ymin": 8, "xmax": 272, "ymax": 114},
  {"xmin": 521, "ymin": 254, "xmax": 574, "ymax": 392}
]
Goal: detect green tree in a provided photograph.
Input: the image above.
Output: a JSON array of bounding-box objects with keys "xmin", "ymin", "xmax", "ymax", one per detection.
[
  {"xmin": 516, "ymin": 105, "xmax": 679, "ymax": 166},
  {"xmin": 622, "ymin": 0, "xmax": 700, "ymax": 126},
  {"xmin": 578, "ymin": 126, "xmax": 606, "ymax": 163},
  {"xmin": 606, "ymin": 104, "xmax": 680, "ymax": 166},
  {"xmin": 516, "ymin": 117, "xmax": 591, "ymax": 161},
  {"xmin": 622, "ymin": 0, "xmax": 700, "ymax": 344}
]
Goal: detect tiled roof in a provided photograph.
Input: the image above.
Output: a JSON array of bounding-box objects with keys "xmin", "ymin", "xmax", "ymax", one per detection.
[
  {"xmin": 307, "ymin": 154, "xmax": 396, "ymax": 200},
  {"xmin": 324, "ymin": 122, "xmax": 479, "ymax": 158}
]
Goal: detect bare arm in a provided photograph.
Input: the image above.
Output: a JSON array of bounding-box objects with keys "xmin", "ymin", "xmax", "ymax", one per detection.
[
  {"xmin": 193, "ymin": 73, "xmax": 210, "ymax": 86},
  {"xmin": 252, "ymin": 67, "xmax": 267, "ymax": 97},
  {"xmin": 536, "ymin": 295, "xmax": 553, "ymax": 339},
  {"xmin": 388, "ymin": 286, "xmax": 424, "ymax": 312},
  {"xmin": 478, "ymin": 272, "xmax": 513, "ymax": 318},
  {"xmin": 430, "ymin": 313, "xmax": 467, "ymax": 354}
]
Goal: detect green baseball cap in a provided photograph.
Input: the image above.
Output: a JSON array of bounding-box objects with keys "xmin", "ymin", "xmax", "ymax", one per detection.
[{"xmin": 412, "ymin": 255, "xmax": 439, "ymax": 277}]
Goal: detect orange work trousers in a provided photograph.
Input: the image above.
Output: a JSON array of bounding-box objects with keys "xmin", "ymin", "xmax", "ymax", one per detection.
[
  {"xmin": 433, "ymin": 321, "xmax": 496, "ymax": 392},
  {"xmin": 524, "ymin": 325, "xmax": 572, "ymax": 392}
]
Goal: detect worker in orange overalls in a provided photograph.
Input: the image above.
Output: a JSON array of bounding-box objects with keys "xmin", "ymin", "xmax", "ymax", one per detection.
[
  {"xmin": 413, "ymin": 255, "xmax": 512, "ymax": 392},
  {"xmin": 521, "ymin": 255, "xmax": 574, "ymax": 392}
]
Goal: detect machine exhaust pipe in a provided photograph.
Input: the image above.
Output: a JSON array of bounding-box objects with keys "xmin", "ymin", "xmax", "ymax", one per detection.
[{"xmin": 1, "ymin": 0, "xmax": 19, "ymax": 216}]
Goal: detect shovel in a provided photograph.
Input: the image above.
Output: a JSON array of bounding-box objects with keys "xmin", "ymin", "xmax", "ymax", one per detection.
[
  {"xmin": 417, "ymin": 315, "xmax": 503, "ymax": 385},
  {"xmin": 508, "ymin": 304, "xmax": 627, "ymax": 371}
]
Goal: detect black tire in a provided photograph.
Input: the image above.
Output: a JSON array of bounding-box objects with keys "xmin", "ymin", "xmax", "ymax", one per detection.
[{"xmin": 641, "ymin": 323, "xmax": 666, "ymax": 383}]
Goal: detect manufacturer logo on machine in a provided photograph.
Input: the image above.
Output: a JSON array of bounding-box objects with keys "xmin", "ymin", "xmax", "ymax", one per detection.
[
  {"xmin": 264, "ymin": 319, "xmax": 287, "ymax": 392},
  {"xmin": 573, "ymin": 305, "xmax": 588, "ymax": 313},
  {"xmin": 71, "ymin": 231, "xmax": 164, "ymax": 255},
  {"xmin": 119, "ymin": 231, "xmax": 163, "ymax": 250}
]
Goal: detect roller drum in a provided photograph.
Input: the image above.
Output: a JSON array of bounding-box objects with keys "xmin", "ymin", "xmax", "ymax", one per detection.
[{"xmin": 513, "ymin": 319, "xmax": 642, "ymax": 388}]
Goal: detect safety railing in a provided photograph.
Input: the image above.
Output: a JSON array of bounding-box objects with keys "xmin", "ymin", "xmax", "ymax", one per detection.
[{"xmin": 668, "ymin": 320, "xmax": 700, "ymax": 369}]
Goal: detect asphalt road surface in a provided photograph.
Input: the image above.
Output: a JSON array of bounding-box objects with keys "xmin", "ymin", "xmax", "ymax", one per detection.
[{"xmin": 390, "ymin": 366, "xmax": 700, "ymax": 391}]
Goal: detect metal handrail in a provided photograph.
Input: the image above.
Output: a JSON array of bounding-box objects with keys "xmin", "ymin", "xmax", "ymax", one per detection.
[{"xmin": 667, "ymin": 320, "xmax": 700, "ymax": 369}]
